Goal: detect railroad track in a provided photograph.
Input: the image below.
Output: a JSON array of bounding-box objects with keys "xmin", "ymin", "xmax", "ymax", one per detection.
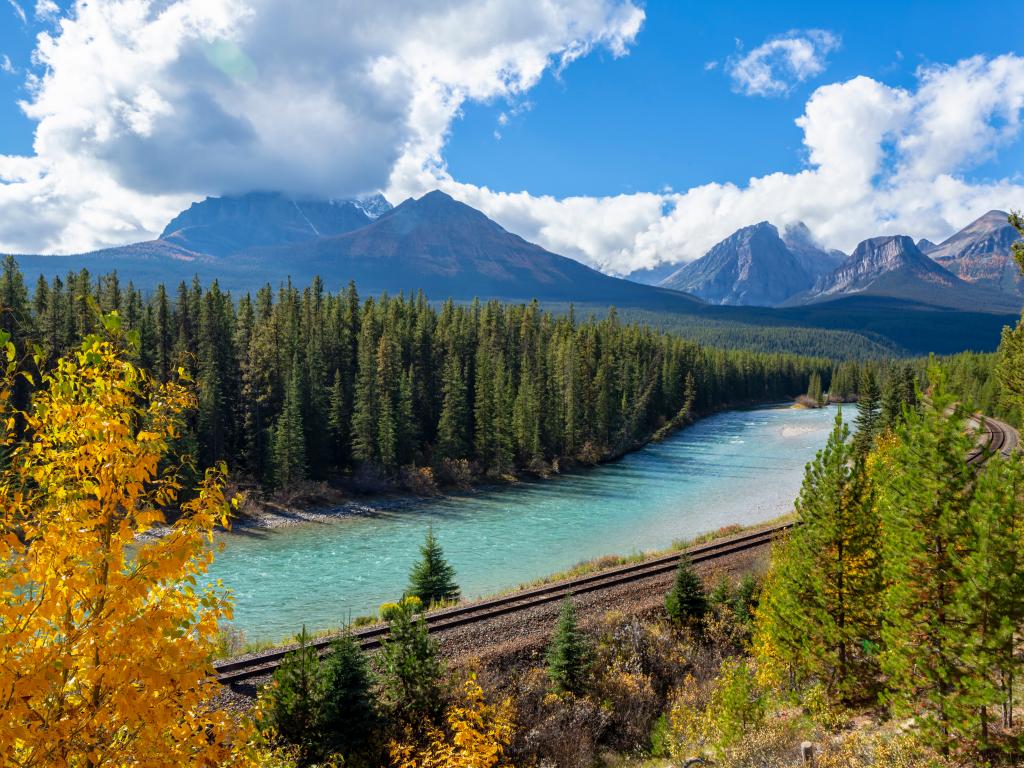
[
  {"xmin": 215, "ymin": 523, "xmax": 789, "ymax": 685},
  {"xmin": 966, "ymin": 414, "xmax": 1018, "ymax": 465},
  {"xmin": 215, "ymin": 411, "xmax": 1019, "ymax": 687}
]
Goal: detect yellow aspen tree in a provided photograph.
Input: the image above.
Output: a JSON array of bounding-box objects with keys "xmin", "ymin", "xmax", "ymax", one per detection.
[
  {"xmin": 389, "ymin": 674, "xmax": 515, "ymax": 768},
  {"xmin": 0, "ymin": 319, "xmax": 264, "ymax": 767}
]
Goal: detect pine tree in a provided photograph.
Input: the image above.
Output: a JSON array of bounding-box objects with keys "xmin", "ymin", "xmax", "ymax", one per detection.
[
  {"xmin": 665, "ymin": 554, "xmax": 708, "ymax": 625},
  {"xmin": 997, "ymin": 213, "xmax": 1024, "ymax": 411},
  {"xmin": 955, "ymin": 454, "xmax": 1024, "ymax": 747},
  {"xmin": 546, "ymin": 597, "xmax": 593, "ymax": 695},
  {"xmin": 877, "ymin": 378, "xmax": 988, "ymax": 755},
  {"xmin": 376, "ymin": 598, "xmax": 446, "ymax": 729},
  {"xmin": 408, "ymin": 528, "xmax": 460, "ymax": 606},
  {"xmin": 273, "ymin": 361, "xmax": 307, "ymax": 487},
  {"xmin": 853, "ymin": 368, "xmax": 881, "ymax": 456},
  {"xmin": 756, "ymin": 411, "xmax": 879, "ymax": 700}
]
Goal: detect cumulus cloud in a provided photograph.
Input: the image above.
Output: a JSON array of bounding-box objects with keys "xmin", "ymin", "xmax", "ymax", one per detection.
[
  {"xmin": 1, "ymin": 3, "xmax": 1023, "ymax": 282},
  {"xmin": 727, "ymin": 29, "xmax": 840, "ymax": 97},
  {"xmin": 390, "ymin": 55, "xmax": 1024, "ymax": 275},
  {"xmin": 0, "ymin": 0, "xmax": 644, "ymax": 253}
]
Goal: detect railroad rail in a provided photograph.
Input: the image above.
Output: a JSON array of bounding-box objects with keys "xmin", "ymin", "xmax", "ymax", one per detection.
[{"xmin": 215, "ymin": 411, "xmax": 1019, "ymax": 687}]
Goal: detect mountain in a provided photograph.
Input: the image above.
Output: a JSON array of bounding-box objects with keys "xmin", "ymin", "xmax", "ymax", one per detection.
[
  {"xmin": 658, "ymin": 222, "xmax": 815, "ymax": 306},
  {"xmin": 924, "ymin": 210, "xmax": 1023, "ymax": 295},
  {"xmin": 160, "ymin": 191, "xmax": 385, "ymax": 257},
  {"xmin": 781, "ymin": 222, "xmax": 846, "ymax": 278},
  {"xmin": 793, "ymin": 234, "xmax": 1020, "ymax": 312},
  {"xmin": 246, "ymin": 190, "xmax": 699, "ymax": 304},
  {"xmin": 14, "ymin": 190, "xmax": 699, "ymax": 309}
]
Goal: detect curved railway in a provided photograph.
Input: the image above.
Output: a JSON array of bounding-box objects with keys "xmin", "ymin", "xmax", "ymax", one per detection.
[{"xmin": 215, "ymin": 411, "xmax": 1019, "ymax": 687}]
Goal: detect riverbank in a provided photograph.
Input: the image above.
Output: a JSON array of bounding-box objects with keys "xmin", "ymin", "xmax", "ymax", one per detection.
[{"xmin": 218, "ymin": 398, "xmax": 801, "ymax": 535}]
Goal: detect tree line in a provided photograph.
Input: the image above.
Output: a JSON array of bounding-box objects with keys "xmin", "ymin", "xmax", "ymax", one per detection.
[
  {"xmin": 753, "ymin": 214, "xmax": 1024, "ymax": 762},
  {"xmin": 0, "ymin": 256, "xmax": 830, "ymax": 489}
]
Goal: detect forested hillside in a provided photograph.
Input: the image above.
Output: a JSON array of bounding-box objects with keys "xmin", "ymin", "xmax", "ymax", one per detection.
[{"xmin": 0, "ymin": 257, "xmax": 828, "ymax": 491}]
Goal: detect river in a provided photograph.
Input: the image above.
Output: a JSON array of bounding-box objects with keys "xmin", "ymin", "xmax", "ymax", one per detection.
[{"xmin": 209, "ymin": 403, "xmax": 852, "ymax": 643}]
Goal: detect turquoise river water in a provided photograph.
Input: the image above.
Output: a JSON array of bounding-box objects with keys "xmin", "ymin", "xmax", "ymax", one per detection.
[{"xmin": 210, "ymin": 403, "xmax": 851, "ymax": 643}]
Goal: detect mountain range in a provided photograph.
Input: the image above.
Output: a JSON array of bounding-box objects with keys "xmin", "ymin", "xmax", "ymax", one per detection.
[
  {"xmin": 654, "ymin": 210, "xmax": 1022, "ymax": 313},
  {"xmin": 15, "ymin": 190, "xmax": 700, "ymax": 310},
  {"xmin": 10, "ymin": 190, "xmax": 1022, "ymax": 356}
]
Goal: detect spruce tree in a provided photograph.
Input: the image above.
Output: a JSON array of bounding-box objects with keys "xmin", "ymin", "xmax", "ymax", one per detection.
[
  {"xmin": 327, "ymin": 369, "xmax": 348, "ymax": 468},
  {"xmin": 273, "ymin": 361, "xmax": 307, "ymax": 487},
  {"xmin": 806, "ymin": 371, "xmax": 823, "ymax": 406},
  {"xmin": 665, "ymin": 554, "xmax": 708, "ymax": 625},
  {"xmin": 956, "ymin": 455, "xmax": 1024, "ymax": 747},
  {"xmin": 407, "ymin": 527, "xmax": 460, "ymax": 606},
  {"xmin": 436, "ymin": 353, "xmax": 469, "ymax": 461},
  {"xmin": 261, "ymin": 627, "xmax": 323, "ymax": 766},
  {"xmin": 853, "ymin": 368, "xmax": 881, "ymax": 456},
  {"xmin": 318, "ymin": 634, "xmax": 379, "ymax": 760},
  {"xmin": 546, "ymin": 597, "xmax": 593, "ymax": 695},
  {"xmin": 375, "ymin": 598, "xmax": 446, "ymax": 729},
  {"xmin": 880, "ymin": 367, "xmax": 902, "ymax": 431}
]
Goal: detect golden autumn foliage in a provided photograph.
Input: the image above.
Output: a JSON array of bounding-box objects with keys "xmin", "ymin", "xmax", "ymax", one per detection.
[
  {"xmin": 389, "ymin": 674, "xmax": 515, "ymax": 768},
  {"xmin": 0, "ymin": 321, "xmax": 269, "ymax": 767}
]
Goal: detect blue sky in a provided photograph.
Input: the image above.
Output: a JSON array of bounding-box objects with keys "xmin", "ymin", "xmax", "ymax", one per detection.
[
  {"xmin": 1, "ymin": 0, "xmax": 1023, "ymax": 270},
  {"xmin": 446, "ymin": 1, "xmax": 1024, "ymax": 197}
]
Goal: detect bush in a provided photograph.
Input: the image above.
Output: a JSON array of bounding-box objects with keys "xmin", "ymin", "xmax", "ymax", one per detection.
[
  {"xmin": 592, "ymin": 667, "xmax": 660, "ymax": 751},
  {"xmin": 400, "ymin": 465, "xmax": 439, "ymax": 496},
  {"xmin": 437, "ymin": 457, "xmax": 475, "ymax": 487},
  {"xmin": 594, "ymin": 614, "xmax": 686, "ymax": 699},
  {"xmin": 714, "ymin": 719, "xmax": 795, "ymax": 768},
  {"xmin": 388, "ymin": 674, "xmax": 515, "ymax": 768},
  {"xmin": 508, "ymin": 670, "xmax": 609, "ymax": 768},
  {"xmin": 815, "ymin": 731, "xmax": 953, "ymax": 768},
  {"xmin": 668, "ymin": 659, "xmax": 768, "ymax": 762},
  {"xmin": 380, "ymin": 595, "xmax": 422, "ymax": 622}
]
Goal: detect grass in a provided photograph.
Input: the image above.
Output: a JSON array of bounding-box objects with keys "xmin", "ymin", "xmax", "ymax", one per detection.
[
  {"xmin": 497, "ymin": 513, "xmax": 795, "ymax": 595},
  {"xmin": 212, "ymin": 512, "xmax": 795, "ymax": 660}
]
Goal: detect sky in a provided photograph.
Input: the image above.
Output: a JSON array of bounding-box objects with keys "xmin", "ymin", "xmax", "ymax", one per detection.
[{"xmin": 0, "ymin": 0, "xmax": 1023, "ymax": 275}]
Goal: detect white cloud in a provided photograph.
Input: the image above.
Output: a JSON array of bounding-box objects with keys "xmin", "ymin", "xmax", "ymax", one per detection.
[
  {"xmin": 727, "ymin": 29, "xmax": 840, "ymax": 97},
  {"xmin": 1, "ymin": 4, "xmax": 1023, "ymax": 284},
  {"xmin": 389, "ymin": 55, "xmax": 1024, "ymax": 275},
  {"xmin": 0, "ymin": 0, "xmax": 644, "ymax": 254},
  {"xmin": 34, "ymin": 0, "xmax": 59, "ymax": 22},
  {"xmin": 6, "ymin": 0, "xmax": 26, "ymax": 23},
  {"xmin": 1, "ymin": 55, "xmax": 14, "ymax": 74}
]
